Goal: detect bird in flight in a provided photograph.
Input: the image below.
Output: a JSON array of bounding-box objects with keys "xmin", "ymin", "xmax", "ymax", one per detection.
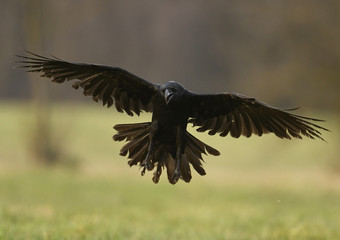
[{"xmin": 17, "ymin": 51, "xmax": 328, "ymax": 184}]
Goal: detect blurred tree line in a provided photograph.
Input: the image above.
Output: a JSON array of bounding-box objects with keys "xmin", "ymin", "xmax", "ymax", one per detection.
[
  {"xmin": 0, "ymin": 0, "xmax": 338, "ymax": 165},
  {"xmin": 1, "ymin": 0, "xmax": 339, "ymax": 109}
]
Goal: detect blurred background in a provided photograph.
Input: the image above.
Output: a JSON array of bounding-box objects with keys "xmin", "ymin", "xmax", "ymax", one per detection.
[{"xmin": 0, "ymin": 0, "xmax": 339, "ymax": 239}]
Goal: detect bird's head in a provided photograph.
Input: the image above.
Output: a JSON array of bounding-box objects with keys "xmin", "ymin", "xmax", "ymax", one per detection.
[{"xmin": 160, "ymin": 81, "xmax": 186, "ymax": 105}]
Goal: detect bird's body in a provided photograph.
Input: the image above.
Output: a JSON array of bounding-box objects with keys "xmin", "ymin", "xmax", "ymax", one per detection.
[
  {"xmin": 17, "ymin": 51, "xmax": 328, "ymax": 184},
  {"xmin": 114, "ymin": 82, "xmax": 219, "ymax": 183}
]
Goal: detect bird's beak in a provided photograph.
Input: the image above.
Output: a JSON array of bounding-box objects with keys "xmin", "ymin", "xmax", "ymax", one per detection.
[{"xmin": 164, "ymin": 89, "xmax": 173, "ymax": 104}]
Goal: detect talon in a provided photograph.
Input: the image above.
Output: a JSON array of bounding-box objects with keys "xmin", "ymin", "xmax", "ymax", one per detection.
[{"xmin": 141, "ymin": 167, "xmax": 146, "ymax": 176}]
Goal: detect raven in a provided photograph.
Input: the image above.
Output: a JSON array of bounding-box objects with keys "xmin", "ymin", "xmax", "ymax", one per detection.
[{"xmin": 17, "ymin": 51, "xmax": 328, "ymax": 184}]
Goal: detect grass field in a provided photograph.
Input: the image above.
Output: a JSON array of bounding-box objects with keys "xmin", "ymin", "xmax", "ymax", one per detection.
[{"xmin": 0, "ymin": 102, "xmax": 339, "ymax": 239}]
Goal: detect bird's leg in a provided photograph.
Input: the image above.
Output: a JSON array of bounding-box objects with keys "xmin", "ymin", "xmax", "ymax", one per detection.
[
  {"xmin": 141, "ymin": 122, "xmax": 158, "ymax": 175},
  {"xmin": 171, "ymin": 146, "xmax": 182, "ymax": 182},
  {"xmin": 141, "ymin": 141, "xmax": 154, "ymax": 175},
  {"xmin": 171, "ymin": 126, "xmax": 184, "ymax": 182}
]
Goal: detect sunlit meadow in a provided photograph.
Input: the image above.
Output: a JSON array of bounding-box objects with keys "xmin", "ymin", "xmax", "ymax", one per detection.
[{"xmin": 0, "ymin": 102, "xmax": 339, "ymax": 239}]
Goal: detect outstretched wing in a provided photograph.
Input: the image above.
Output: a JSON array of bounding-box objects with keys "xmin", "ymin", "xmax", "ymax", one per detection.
[
  {"xmin": 17, "ymin": 51, "xmax": 159, "ymax": 116},
  {"xmin": 188, "ymin": 92, "xmax": 328, "ymax": 141}
]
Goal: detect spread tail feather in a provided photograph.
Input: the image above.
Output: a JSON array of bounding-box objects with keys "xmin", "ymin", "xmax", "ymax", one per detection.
[{"xmin": 113, "ymin": 122, "xmax": 220, "ymax": 184}]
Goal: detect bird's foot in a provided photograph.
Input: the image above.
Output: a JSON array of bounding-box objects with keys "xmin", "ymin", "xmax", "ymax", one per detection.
[
  {"xmin": 141, "ymin": 160, "xmax": 152, "ymax": 170},
  {"xmin": 140, "ymin": 160, "xmax": 153, "ymax": 176},
  {"xmin": 171, "ymin": 170, "xmax": 181, "ymax": 183}
]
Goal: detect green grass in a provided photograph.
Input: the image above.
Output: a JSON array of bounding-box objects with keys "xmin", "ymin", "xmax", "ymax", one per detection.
[{"xmin": 0, "ymin": 102, "xmax": 339, "ymax": 239}]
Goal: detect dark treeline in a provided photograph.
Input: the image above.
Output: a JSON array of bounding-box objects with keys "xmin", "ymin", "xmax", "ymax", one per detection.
[{"xmin": 1, "ymin": 0, "xmax": 339, "ymax": 110}]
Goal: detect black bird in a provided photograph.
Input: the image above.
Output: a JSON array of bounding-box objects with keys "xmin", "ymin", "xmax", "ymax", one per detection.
[{"xmin": 17, "ymin": 51, "xmax": 328, "ymax": 184}]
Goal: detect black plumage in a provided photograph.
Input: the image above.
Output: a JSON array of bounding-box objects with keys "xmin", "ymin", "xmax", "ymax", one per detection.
[{"xmin": 16, "ymin": 51, "xmax": 329, "ymax": 184}]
